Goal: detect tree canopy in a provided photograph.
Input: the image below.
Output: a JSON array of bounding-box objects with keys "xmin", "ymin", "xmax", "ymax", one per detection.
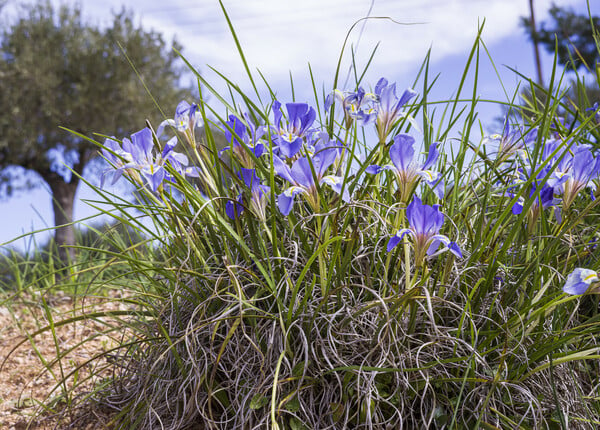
[{"xmin": 0, "ymin": 1, "xmax": 193, "ymax": 260}]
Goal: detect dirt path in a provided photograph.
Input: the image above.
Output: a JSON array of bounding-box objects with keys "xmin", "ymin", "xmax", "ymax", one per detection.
[{"xmin": 0, "ymin": 291, "xmax": 127, "ymax": 429}]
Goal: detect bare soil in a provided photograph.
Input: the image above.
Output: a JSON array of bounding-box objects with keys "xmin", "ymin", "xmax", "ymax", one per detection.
[{"xmin": 0, "ymin": 291, "xmax": 128, "ymax": 429}]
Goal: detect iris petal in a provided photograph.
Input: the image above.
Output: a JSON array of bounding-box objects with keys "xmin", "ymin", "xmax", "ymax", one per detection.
[
  {"xmin": 366, "ymin": 165, "xmax": 383, "ymax": 175},
  {"xmin": 387, "ymin": 228, "xmax": 412, "ymax": 252},
  {"xmin": 291, "ymin": 158, "xmax": 315, "ymax": 188},
  {"xmin": 421, "ymin": 141, "xmax": 439, "ymax": 171},
  {"xmin": 427, "ymin": 234, "xmax": 451, "ymax": 255},
  {"xmin": 273, "ymin": 156, "xmax": 295, "ymax": 183},
  {"xmin": 389, "ymin": 134, "xmax": 415, "ymax": 173},
  {"xmin": 277, "ymin": 187, "xmax": 305, "ymax": 216},
  {"xmin": 321, "ymin": 175, "xmax": 350, "ymax": 202},
  {"xmin": 563, "ymin": 268, "xmax": 599, "ymax": 295}
]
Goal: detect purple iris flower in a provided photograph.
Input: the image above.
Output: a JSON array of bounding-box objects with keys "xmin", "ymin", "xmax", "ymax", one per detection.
[
  {"xmin": 271, "ymin": 101, "xmax": 316, "ymax": 158},
  {"xmin": 223, "ymin": 113, "xmax": 266, "ymax": 168},
  {"xmin": 366, "ymin": 134, "xmax": 443, "ymax": 202},
  {"xmin": 161, "ymin": 137, "xmax": 201, "ymax": 181},
  {"xmin": 489, "ymin": 118, "xmax": 537, "ymax": 163},
  {"xmin": 130, "ymin": 129, "xmax": 171, "ymax": 191},
  {"xmin": 539, "ymin": 136, "xmax": 563, "ymax": 163},
  {"xmin": 273, "ymin": 141, "xmax": 350, "ymax": 215},
  {"xmin": 563, "ymin": 268, "xmax": 599, "ymax": 295},
  {"xmin": 387, "ymin": 196, "xmax": 462, "ymax": 266},
  {"xmin": 586, "ymin": 102, "xmax": 600, "ymax": 123},
  {"xmin": 548, "ymin": 145, "xmax": 600, "ymax": 210},
  {"xmin": 325, "ymin": 87, "xmax": 378, "ymax": 127},
  {"xmin": 157, "ymin": 100, "xmax": 201, "ymax": 137},
  {"xmin": 303, "ymin": 131, "xmax": 346, "ymax": 166},
  {"xmin": 102, "ymin": 128, "xmax": 193, "ymax": 192},
  {"xmin": 505, "ymin": 161, "xmax": 561, "ymax": 230},
  {"xmin": 226, "ymin": 168, "xmax": 270, "ymax": 221},
  {"xmin": 225, "ymin": 195, "xmax": 244, "ymax": 220},
  {"xmin": 511, "ymin": 182, "xmax": 555, "ymax": 216},
  {"xmin": 100, "ymin": 137, "xmax": 135, "ymax": 187},
  {"xmin": 374, "ymin": 78, "xmax": 417, "ymax": 143}
]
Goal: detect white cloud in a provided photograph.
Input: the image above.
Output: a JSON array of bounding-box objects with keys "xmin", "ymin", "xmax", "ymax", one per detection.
[
  {"xmin": 124, "ymin": 0, "xmax": 588, "ymax": 90},
  {"xmin": 18, "ymin": 0, "xmax": 587, "ymax": 89}
]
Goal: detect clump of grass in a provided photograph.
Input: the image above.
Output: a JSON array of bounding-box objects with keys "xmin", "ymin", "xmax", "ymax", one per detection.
[{"xmin": 90, "ymin": 264, "xmax": 599, "ymax": 428}]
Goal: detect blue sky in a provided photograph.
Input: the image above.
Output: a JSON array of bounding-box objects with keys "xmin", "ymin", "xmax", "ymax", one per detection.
[{"xmin": 0, "ymin": 0, "xmax": 597, "ymax": 250}]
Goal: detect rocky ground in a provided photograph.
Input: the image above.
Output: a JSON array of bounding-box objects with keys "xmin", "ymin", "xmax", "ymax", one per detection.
[{"xmin": 0, "ymin": 291, "xmax": 129, "ymax": 429}]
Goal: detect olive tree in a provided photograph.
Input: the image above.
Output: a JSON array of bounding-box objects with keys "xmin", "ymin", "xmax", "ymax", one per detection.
[{"xmin": 0, "ymin": 1, "xmax": 192, "ymax": 262}]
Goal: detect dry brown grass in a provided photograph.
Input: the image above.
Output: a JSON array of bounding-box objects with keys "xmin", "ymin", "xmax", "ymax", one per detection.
[{"xmin": 0, "ymin": 291, "xmax": 128, "ymax": 429}]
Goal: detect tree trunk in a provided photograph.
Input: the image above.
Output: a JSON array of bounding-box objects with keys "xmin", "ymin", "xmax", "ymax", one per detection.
[
  {"xmin": 528, "ymin": 0, "xmax": 544, "ymax": 86},
  {"xmin": 47, "ymin": 176, "xmax": 79, "ymax": 264},
  {"xmin": 39, "ymin": 148, "xmax": 90, "ymax": 265}
]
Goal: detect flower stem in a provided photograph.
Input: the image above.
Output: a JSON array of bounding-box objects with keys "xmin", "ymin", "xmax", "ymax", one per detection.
[
  {"xmin": 316, "ymin": 215, "xmax": 329, "ymax": 296},
  {"xmin": 404, "ymin": 239, "xmax": 412, "ymax": 292}
]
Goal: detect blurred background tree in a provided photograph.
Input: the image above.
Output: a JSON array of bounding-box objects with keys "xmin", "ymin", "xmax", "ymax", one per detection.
[
  {"xmin": 0, "ymin": 1, "xmax": 192, "ymax": 263},
  {"xmin": 522, "ymin": 2, "xmax": 599, "ymax": 71}
]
